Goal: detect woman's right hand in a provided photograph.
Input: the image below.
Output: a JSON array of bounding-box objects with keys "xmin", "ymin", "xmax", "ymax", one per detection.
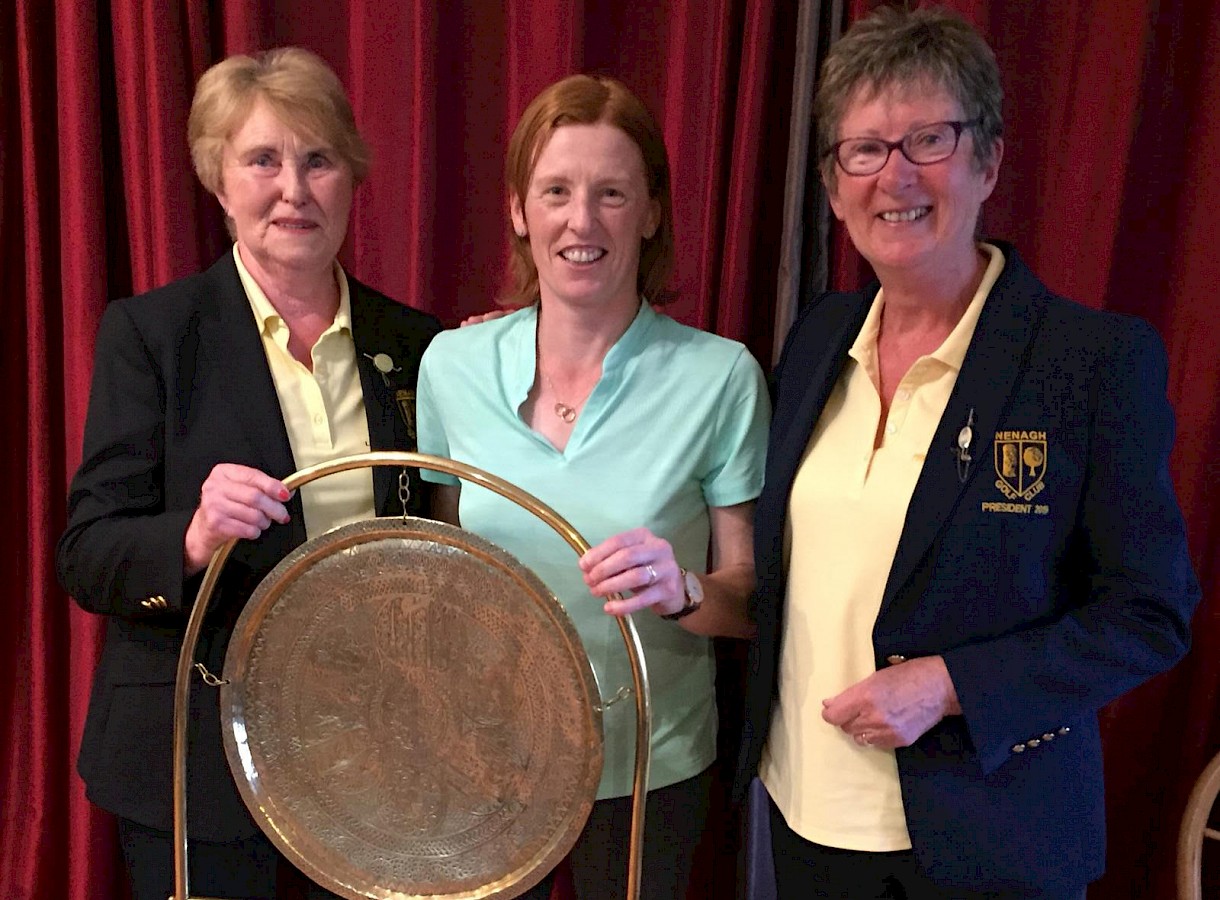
[
  {"xmin": 183, "ymin": 463, "xmax": 292, "ymax": 575},
  {"xmin": 579, "ymin": 527, "xmax": 685, "ymax": 617}
]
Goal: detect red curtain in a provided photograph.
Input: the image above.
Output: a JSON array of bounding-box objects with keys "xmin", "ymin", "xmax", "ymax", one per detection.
[
  {"xmin": 831, "ymin": 3, "xmax": 1220, "ymax": 898},
  {"xmin": 3, "ymin": 2, "xmax": 795, "ymax": 899}
]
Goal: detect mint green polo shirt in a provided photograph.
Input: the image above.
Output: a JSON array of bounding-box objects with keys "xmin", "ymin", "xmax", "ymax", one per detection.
[{"xmin": 416, "ymin": 302, "xmax": 770, "ymax": 798}]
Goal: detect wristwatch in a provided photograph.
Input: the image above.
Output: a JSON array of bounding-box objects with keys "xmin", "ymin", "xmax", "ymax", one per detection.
[{"xmin": 661, "ymin": 568, "xmax": 704, "ymax": 620}]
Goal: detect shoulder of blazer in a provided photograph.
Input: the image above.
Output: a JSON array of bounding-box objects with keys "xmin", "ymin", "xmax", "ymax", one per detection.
[
  {"xmin": 776, "ymin": 285, "xmax": 875, "ymax": 379},
  {"xmin": 790, "ymin": 285, "xmax": 875, "ymax": 338},
  {"xmin": 108, "ymin": 252, "xmax": 248, "ymax": 327},
  {"xmin": 347, "ymin": 277, "xmax": 443, "ymax": 393},
  {"xmin": 347, "ymin": 274, "xmax": 443, "ymax": 339},
  {"xmin": 986, "ymin": 240, "xmax": 1160, "ymax": 359}
]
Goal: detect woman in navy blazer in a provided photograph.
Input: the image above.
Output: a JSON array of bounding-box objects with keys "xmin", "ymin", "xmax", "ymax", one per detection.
[
  {"xmin": 56, "ymin": 49, "xmax": 440, "ymax": 900},
  {"xmin": 737, "ymin": 9, "xmax": 1199, "ymax": 899}
]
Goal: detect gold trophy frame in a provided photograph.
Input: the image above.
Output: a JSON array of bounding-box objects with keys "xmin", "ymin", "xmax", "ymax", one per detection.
[{"xmin": 170, "ymin": 451, "xmax": 652, "ymax": 900}]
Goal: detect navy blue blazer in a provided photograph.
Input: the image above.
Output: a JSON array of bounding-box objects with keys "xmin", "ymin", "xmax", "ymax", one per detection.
[
  {"xmin": 737, "ymin": 243, "xmax": 1199, "ymax": 892},
  {"xmin": 57, "ymin": 252, "xmax": 442, "ymax": 841}
]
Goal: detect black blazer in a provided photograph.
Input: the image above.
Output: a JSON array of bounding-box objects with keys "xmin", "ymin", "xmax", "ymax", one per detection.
[
  {"xmin": 738, "ymin": 243, "xmax": 1199, "ymax": 892},
  {"xmin": 57, "ymin": 252, "xmax": 442, "ymax": 840}
]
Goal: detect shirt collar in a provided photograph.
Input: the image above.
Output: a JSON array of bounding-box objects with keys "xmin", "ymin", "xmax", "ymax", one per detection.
[
  {"xmin": 232, "ymin": 243, "xmax": 352, "ymax": 339},
  {"xmin": 849, "ymin": 242, "xmax": 1005, "ymax": 375},
  {"xmin": 507, "ymin": 299, "xmax": 658, "ymax": 403}
]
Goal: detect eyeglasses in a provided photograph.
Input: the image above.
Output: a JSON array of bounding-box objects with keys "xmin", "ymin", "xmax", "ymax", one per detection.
[{"xmin": 827, "ymin": 119, "xmax": 982, "ymax": 176}]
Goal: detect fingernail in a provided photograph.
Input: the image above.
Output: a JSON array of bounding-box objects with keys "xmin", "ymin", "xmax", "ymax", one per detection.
[{"xmin": 278, "ymin": 488, "xmax": 291, "ymax": 501}]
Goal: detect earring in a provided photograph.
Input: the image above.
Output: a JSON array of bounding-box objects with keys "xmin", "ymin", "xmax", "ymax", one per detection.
[{"xmin": 514, "ymin": 226, "xmax": 527, "ymax": 238}]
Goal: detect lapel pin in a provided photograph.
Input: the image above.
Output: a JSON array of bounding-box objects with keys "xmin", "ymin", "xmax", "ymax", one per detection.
[
  {"xmin": 955, "ymin": 407, "xmax": 975, "ymax": 484},
  {"xmin": 364, "ymin": 353, "xmax": 402, "ymax": 386}
]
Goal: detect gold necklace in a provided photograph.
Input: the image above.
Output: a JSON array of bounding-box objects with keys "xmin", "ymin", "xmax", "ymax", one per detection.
[{"xmin": 540, "ymin": 366, "xmax": 595, "ymax": 423}]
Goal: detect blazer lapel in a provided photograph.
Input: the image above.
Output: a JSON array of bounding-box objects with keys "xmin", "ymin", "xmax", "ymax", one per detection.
[
  {"xmin": 769, "ymin": 296, "xmax": 872, "ymax": 516},
  {"xmin": 878, "ymin": 252, "xmax": 1048, "ymax": 616},
  {"xmin": 349, "ymin": 283, "xmax": 405, "ymax": 514},
  {"xmin": 199, "ymin": 255, "xmax": 297, "ymax": 477},
  {"xmin": 196, "ymin": 254, "xmax": 306, "ymax": 547}
]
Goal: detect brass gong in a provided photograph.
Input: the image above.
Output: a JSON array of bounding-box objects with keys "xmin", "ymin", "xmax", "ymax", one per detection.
[{"xmin": 171, "ymin": 452, "xmax": 652, "ymax": 900}]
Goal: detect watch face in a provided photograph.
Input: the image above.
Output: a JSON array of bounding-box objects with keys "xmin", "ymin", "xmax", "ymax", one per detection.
[
  {"xmin": 682, "ymin": 570, "xmax": 704, "ymax": 606},
  {"xmin": 663, "ymin": 570, "xmax": 704, "ymax": 620}
]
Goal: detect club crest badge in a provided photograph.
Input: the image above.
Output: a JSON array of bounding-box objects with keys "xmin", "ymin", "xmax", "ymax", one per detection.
[
  {"xmin": 396, "ymin": 389, "xmax": 417, "ymax": 443},
  {"xmin": 993, "ymin": 430, "xmax": 1047, "ymax": 501}
]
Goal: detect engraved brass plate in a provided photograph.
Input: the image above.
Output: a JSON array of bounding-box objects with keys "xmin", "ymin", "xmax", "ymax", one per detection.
[{"xmin": 221, "ymin": 517, "xmax": 603, "ymax": 900}]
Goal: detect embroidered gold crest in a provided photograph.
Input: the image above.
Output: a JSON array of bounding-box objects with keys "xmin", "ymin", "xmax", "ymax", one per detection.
[
  {"xmin": 993, "ymin": 430, "xmax": 1047, "ymax": 501},
  {"xmin": 396, "ymin": 389, "xmax": 417, "ymax": 443}
]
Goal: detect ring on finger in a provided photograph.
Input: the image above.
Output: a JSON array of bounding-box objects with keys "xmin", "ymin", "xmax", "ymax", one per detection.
[
  {"xmin": 857, "ymin": 731, "xmax": 872, "ymax": 746},
  {"xmin": 644, "ymin": 564, "xmax": 658, "ymax": 586}
]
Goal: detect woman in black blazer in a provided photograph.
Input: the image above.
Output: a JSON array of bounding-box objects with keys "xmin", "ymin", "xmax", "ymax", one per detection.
[{"xmin": 56, "ymin": 48, "xmax": 440, "ymax": 900}]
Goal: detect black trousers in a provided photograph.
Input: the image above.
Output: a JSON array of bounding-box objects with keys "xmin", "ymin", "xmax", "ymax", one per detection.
[
  {"xmin": 117, "ymin": 817, "xmax": 343, "ymax": 900},
  {"xmin": 768, "ymin": 794, "xmax": 1087, "ymax": 900},
  {"xmin": 566, "ymin": 765, "xmax": 713, "ymax": 900},
  {"xmin": 119, "ymin": 767, "xmax": 711, "ymax": 900}
]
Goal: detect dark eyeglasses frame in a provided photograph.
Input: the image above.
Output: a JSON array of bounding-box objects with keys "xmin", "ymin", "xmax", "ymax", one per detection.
[{"xmin": 826, "ymin": 118, "xmax": 983, "ymax": 176}]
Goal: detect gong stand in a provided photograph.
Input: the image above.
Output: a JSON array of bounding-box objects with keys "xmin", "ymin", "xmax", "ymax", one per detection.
[{"xmin": 170, "ymin": 451, "xmax": 652, "ymax": 900}]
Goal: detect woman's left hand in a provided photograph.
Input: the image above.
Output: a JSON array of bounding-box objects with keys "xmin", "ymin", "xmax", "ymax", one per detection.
[
  {"xmin": 579, "ymin": 527, "xmax": 687, "ymax": 617},
  {"xmin": 821, "ymin": 656, "xmax": 962, "ymax": 749},
  {"xmin": 458, "ymin": 309, "xmax": 511, "ymax": 327}
]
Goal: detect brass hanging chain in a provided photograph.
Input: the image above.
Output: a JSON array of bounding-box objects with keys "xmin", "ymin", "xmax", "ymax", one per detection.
[
  {"xmin": 194, "ymin": 662, "xmax": 229, "ymax": 687},
  {"xmin": 398, "ymin": 469, "xmax": 412, "ymax": 520}
]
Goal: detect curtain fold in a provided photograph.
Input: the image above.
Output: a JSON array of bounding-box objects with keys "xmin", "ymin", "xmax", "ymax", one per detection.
[
  {"xmin": 771, "ymin": 0, "xmax": 825, "ymax": 366},
  {"xmin": 711, "ymin": 0, "xmax": 795, "ymax": 350},
  {"xmin": 7, "ymin": 3, "xmax": 124, "ymax": 899},
  {"xmin": 346, "ymin": 1, "xmax": 438, "ymax": 306}
]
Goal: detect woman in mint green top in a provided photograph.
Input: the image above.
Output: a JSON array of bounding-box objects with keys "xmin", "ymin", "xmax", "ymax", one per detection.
[{"xmin": 415, "ymin": 75, "xmax": 769, "ymax": 900}]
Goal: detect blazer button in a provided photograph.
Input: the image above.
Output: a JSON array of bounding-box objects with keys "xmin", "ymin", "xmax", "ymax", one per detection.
[
  {"xmin": 1042, "ymin": 732, "xmax": 1056, "ymax": 742},
  {"xmin": 886, "ymin": 654, "xmax": 907, "ymax": 665},
  {"xmin": 1057, "ymin": 726, "xmax": 1071, "ymax": 735},
  {"xmin": 1012, "ymin": 744, "xmax": 1026, "ymax": 754},
  {"xmin": 140, "ymin": 599, "xmax": 154, "ymax": 609},
  {"xmin": 1026, "ymin": 738, "xmax": 1041, "ymax": 748}
]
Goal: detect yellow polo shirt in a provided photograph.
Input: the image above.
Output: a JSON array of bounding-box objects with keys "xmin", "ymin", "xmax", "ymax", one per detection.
[
  {"xmin": 760, "ymin": 243, "xmax": 1004, "ymax": 851},
  {"xmin": 234, "ymin": 245, "xmax": 376, "ymax": 538}
]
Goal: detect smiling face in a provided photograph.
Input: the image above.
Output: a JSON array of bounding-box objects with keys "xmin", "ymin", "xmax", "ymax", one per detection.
[
  {"xmin": 511, "ymin": 122, "xmax": 661, "ymax": 313},
  {"xmin": 216, "ymin": 98, "xmax": 354, "ymax": 283},
  {"xmin": 827, "ymin": 81, "xmax": 1002, "ymax": 283}
]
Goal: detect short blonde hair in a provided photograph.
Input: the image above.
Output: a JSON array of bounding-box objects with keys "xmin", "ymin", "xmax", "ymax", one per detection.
[
  {"xmin": 503, "ymin": 74, "xmax": 675, "ymax": 307},
  {"xmin": 188, "ymin": 47, "xmax": 370, "ymax": 196}
]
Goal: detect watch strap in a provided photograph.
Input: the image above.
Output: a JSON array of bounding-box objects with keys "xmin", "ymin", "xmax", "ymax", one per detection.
[{"xmin": 661, "ymin": 568, "xmax": 701, "ymax": 620}]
